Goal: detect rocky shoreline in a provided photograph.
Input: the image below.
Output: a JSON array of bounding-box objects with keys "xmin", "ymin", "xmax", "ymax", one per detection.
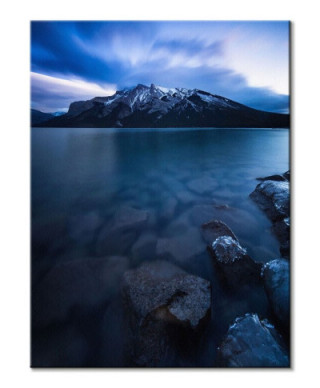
[{"xmin": 32, "ymin": 170, "xmax": 290, "ymax": 367}]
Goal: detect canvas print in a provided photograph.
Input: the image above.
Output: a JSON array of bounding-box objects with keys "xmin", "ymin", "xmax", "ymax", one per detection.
[{"xmin": 31, "ymin": 21, "xmax": 290, "ymax": 367}]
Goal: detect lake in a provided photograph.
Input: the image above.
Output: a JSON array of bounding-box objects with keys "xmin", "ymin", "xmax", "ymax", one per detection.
[{"xmin": 31, "ymin": 127, "xmax": 289, "ymax": 367}]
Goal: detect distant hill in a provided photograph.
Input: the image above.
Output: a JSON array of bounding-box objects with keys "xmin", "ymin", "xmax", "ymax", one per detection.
[
  {"xmin": 31, "ymin": 109, "xmax": 54, "ymax": 126},
  {"xmin": 34, "ymin": 84, "xmax": 290, "ymax": 128}
]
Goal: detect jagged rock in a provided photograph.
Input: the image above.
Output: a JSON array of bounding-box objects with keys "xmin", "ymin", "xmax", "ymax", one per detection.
[
  {"xmin": 96, "ymin": 206, "xmax": 149, "ymax": 255},
  {"xmin": 208, "ymin": 236, "xmax": 262, "ymax": 287},
  {"xmin": 262, "ymin": 259, "xmax": 290, "ymax": 328},
  {"xmin": 217, "ymin": 313, "xmax": 289, "ymax": 367},
  {"xmin": 283, "ymin": 170, "xmax": 290, "ymax": 181},
  {"xmin": 122, "ymin": 261, "xmax": 211, "ymax": 366},
  {"xmin": 201, "ymin": 219, "xmax": 237, "ymax": 245},
  {"xmin": 33, "ymin": 256, "xmax": 129, "ymax": 328}
]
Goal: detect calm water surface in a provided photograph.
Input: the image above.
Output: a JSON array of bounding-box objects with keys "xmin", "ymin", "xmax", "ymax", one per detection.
[{"xmin": 32, "ymin": 127, "xmax": 289, "ymax": 367}]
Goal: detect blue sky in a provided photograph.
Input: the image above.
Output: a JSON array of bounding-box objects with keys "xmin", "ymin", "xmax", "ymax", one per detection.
[{"xmin": 31, "ymin": 21, "xmax": 289, "ymax": 113}]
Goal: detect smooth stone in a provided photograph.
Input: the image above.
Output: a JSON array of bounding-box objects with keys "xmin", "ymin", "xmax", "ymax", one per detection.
[
  {"xmin": 131, "ymin": 232, "xmax": 157, "ymax": 265},
  {"xmin": 67, "ymin": 211, "xmax": 104, "ymax": 244},
  {"xmin": 217, "ymin": 313, "xmax": 289, "ymax": 367},
  {"xmin": 262, "ymin": 259, "xmax": 290, "ymax": 328}
]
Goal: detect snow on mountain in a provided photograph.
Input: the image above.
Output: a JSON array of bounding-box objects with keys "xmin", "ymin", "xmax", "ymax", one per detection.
[{"xmin": 36, "ymin": 83, "xmax": 290, "ymax": 128}]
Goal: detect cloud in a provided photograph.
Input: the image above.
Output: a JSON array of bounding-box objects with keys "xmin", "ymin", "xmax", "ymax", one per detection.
[
  {"xmin": 31, "ymin": 72, "xmax": 116, "ymax": 112},
  {"xmin": 31, "ymin": 21, "xmax": 289, "ymax": 113}
]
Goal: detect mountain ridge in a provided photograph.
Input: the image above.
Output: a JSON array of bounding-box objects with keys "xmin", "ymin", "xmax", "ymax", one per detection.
[{"xmin": 33, "ymin": 84, "xmax": 289, "ymax": 128}]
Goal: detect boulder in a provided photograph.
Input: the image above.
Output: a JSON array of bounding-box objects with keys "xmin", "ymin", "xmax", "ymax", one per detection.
[
  {"xmin": 262, "ymin": 259, "xmax": 290, "ymax": 328},
  {"xmin": 33, "ymin": 256, "xmax": 129, "ymax": 328},
  {"xmin": 250, "ymin": 172, "xmax": 290, "ymax": 259},
  {"xmin": 217, "ymin": 313, "xmax": 289, "ymax": 367},
  {"xmin": 250, "ymin": 180, "xmax": 289, "ymax": 222},
  {"xmin": 256, "ymin": 174, "xmax": 287, "ymax": 182},
  {"xmin": 122, "ymin": 261, "xmax": 211, "ymax": 366},
  {"xmin": 208, "ymin": 236, "xmax": 262, "ymax": 287},
  {"xmin": 201, "ymin": 219, "xmax": 237, "ymax": 245}
]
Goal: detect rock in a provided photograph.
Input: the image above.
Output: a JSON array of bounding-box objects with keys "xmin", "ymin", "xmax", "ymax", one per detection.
[
  {"xmin": 201, "ymin": 220, "xmax": 237, "ymax": 245},
  {"xmin": 122, "ymin": 261, "xmax": 211, "ymax": 366},
  {"xmin": 250, "ymin": 180, "xmax": 289, "ymax": 222},
  {"xmin": 208, "ymin": 236, "xmax": 262, "ymax": 287},
  {"xmin": 256, "ymin": 174, "xmax": 287, "ymax": 182},
  {"xmin": 156, "ymin": 227, "xmax": 205, "ymax": 263},
  {"xmin": 250, "ymin": 172, "xmax": 290, "ymax": 259},
  {"xmin": 67, "ymin": 211, "xmax": 104, "ymax": 244},
  {"xmin": 131, "ymin": 232, "xmax": 157, "ymax": 265},
  {"xmin": 217, "ymin": 313, "xmax": 289, "ymax": 367},
  {"xmin": 96, "ymin": 206, "xmax": 149, "ymax": 255},
  {"xmin": 262, "ymin": 259, "xmax": 290, "ymax": 328},
  {"xmin": 159, "ymin": 197, "xmax": 178, "ymax": 222},
  {"xmin": 273, "ymin": 217, "xmax": 290, "ymax": 258},
  {"xmin": 33, "ymin": 256, "xmax": 129, "ymax": 328},
  {"xmin": 186, "ymin": 177, "xmax": 217, "ymax": 195},
  {"xmin": 283, "ymin": 170, "xmax": 290, "ymax": 181},
  {"xmin": 112, "ymin": 206, "xmax": 149, "ymax": 230}
]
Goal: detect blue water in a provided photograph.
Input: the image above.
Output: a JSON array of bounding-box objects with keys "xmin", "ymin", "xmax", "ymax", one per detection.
[{"xmin": 32, "ymin": 127, "xmax": 289, "ymax": 367}]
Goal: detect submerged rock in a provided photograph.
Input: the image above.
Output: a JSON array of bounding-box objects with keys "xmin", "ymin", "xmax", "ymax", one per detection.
[
  {"xmin": 262, "ymin": 259, "xmax": 290, "ymax": 328},
  {"xmin": 208, "ymin": 236, "xmax": 262, "ymax": 287},
  {"xmin": 186, "ymin": 176, "xmax": 217, "ymax": 195},
  {"xmin": 201, "ymin": 219, "xmax": 237, "ymax": 245},
  {"xmin": 156, "ymin": 227, "xmax": 205, "ymax": 264},
  {"xmin": 96, "ymin": 206, "xmax": 149, "ymax": 256},
  {"xmin": 217, "ymin": 313, "xmax": 289, "ymax": 367},
  {"xmin": 33, "ymin": 256, "xmax": 129, "ymax": 328},
  {"xmin": 122, "ymin": 260, "xmax": 211, "ymax": 366}
]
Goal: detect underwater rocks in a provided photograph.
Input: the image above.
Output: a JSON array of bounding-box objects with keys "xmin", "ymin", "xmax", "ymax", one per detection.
[
  {"xmin": 33, "ymin": 256, "xmax": 129, "ymax": 328},
  {"xmin": 208, "ymin": 235, "xmax": 262, "ymax": 287},
  {"xmin": 250, "ymin": 171, "xmax": 290, "ymax": 258},
  {"xmin": 96, "ymin": 206, "xmax": 149, "ymax": 256},
  {"xmin": 122, "ymin": 260, "xmax": 211, "ymax": 366},
  {"xmin": 262, "ymin": 259, "xmax": 290, "ymax": 329},
  {"xmin": 217, "ymin": 313, "xmax": 289, "ymax": 367}
]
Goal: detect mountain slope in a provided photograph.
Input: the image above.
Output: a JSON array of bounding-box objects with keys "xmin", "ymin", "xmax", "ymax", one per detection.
[
  {"xmin": 36, "ymin": 84, "xmax": 289, "ymax": 128},
  {"xmin": 31, "ymin": 109, "xmax": 54, "ymax": 126}
]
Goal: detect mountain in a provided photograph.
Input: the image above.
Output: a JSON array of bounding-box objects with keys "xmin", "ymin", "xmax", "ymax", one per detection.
[
  {"xmin": 35, "ymin": 84, "xmax": 289, "ymax": 128},
  {"xmin": 31, "ymin": 109, "xmax": 54, "ymax": 126}
]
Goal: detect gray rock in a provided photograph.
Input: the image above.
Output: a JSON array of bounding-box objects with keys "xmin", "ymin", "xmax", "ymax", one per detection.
[
  {"xmin": 262, "ymin": 259, "xmax": 290, "ymax": 328},
  {"xmin": 208, "ymin": 236, "xmax": 262, "ymax": 287},
  {"xmin": 112, "ymin": 206, "xmax": 149, "ymax": 230},
  {"xmin": 273, "ymin": 217, "xmax": 290, "ymax": 258},
  {"xmin": 201, "ymin": 220, "xmax": 237, "ymax": 245},
  {"xmin": 122, "ymin": 261, "xmax": 211, "ymax": 366},
  {"xmin": 250, "ymin": 180, "xmax": 289, "ymax": 222},
  {"xmin": 217, "ymin": 313, "xmax": 289, "ymax": 367},
  {"xmin": 67, "ymin": 211, "xmax": 104, "ymax": 244},
  {"xmin": 33, "ymin": 256, "xmax": 129, "ymax": 328}
]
